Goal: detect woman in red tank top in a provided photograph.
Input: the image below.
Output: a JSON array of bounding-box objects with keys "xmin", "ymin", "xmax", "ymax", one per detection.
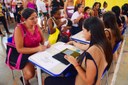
[{"xmin": 14, "ymin": 8, "xmax": 49, "ymax": 85}]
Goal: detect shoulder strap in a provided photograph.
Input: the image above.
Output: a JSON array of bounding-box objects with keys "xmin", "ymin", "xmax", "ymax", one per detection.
[
  {"xmin": 51, "ymin": 17, "xmax": 57, "ymax": 28},
  {"xmin": 19, "ymin": 23, "xmax": 26, "ymax": 36},
  {"xmin": 12, "ymin": 23, "xmax": 26, "ymax": 44},
  {"xmin": 102, "ymin": 65, "xmax": 109, "ymax": 76}
]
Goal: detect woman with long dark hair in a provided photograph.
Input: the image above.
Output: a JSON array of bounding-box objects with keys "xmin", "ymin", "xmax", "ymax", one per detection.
[
  {"xmin": 90, "ymin": 2, "xmax": 100, "ymax": 17},
  {"xmin": 103, "ymin": 11, "xmax": 123, "ymax": 49},
  {"xmin": 103, "ymin": 11, "xmax": 123, "ymax": 61},
  {"xmin": 44, "ymin": 17, "xmax": 113, "ymax": 85},
  {"xmin": 112, "ymin": 6, "xmax": 125, "ymax": 32}
]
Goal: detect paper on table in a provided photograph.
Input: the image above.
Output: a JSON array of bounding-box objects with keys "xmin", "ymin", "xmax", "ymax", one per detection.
[
  {"xmin": 30, "ymin": 51, "xmax": 60, "ymax": 70},
  {"xmin": 45, "ymin": 42, "xmax": 71, "ymax": 55},
  {"xmin": 45, "ymin": 46, "xmax": 60, "ymax": 55},
  {"xmin": 54, "ymin": 44, "xmax": 73, "ymax": 51}
]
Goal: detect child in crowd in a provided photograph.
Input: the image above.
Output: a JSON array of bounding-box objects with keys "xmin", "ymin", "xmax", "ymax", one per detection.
[
  {"xmin": 36, "ymin": 0, "xmax": 48, "ymax": 31},
  {"xmin": 84, "ymin": 6, "xmax": 90, "ymax": 19},
  {"xmin": 60, "ymin": 18, "xmax": 72, "ymax": 42},
  {"xmin": 71, "ymin": 4, "xmax": 84, "ymax": 35},
  {"xmin": 101, "ymin": 1, "xmax": 108, "ymax": 14}
]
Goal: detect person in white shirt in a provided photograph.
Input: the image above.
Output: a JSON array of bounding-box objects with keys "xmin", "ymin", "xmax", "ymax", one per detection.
[
  {"xmin": 71, "ymin": 4, "xmax": 84, "ymax": 35},
  {"xmin": 101, "ymin": 1, "xmax": 108, "ymax": 14},
  {"xmin": 36, "ymin": 0, "xmax": 47, "ymax": 31}
]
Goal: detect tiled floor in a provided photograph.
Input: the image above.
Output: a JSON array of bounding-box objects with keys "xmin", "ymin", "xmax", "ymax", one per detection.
[
  {"xmin": 115, "ymin": 28, "xmax": 128, "ymax": 85},
  {"xmin": 0, "ymin": 23, "xmax": 128, "ymax": 85}
]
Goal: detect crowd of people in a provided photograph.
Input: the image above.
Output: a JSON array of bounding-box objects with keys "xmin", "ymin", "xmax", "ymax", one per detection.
[{"xmin": 0, "ymin": 0, "xmax": 128, "ymax": 85}]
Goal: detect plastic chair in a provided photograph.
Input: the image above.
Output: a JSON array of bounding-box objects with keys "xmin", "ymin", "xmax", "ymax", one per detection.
[
  {"xmin": 101, "ymin": 68, "xmax": 109, "ymax": 85},
  {"xmin": 11, "ymin": 70, "xmax": 26, "ymax": 85},
  {"xmin": 110, "ymin": 40, "xmax": 122, "ymax": 73},
  {"xmin": 8, "ymin": 37, "xmax": 26, "ymax": 85},
  {"xmin": 7, "ymin": 36, "xmax": 13, "ymax": 43},
  {"xmin": 112, "ymin": 41, "xmax": 122, "ymax": 54},
  {"xmin": 121, "ymin": 23, "xmax": 127, "ymax": 35},
  {"xmin": 121, "ymin": 26, "xmax": 127, "ymax": 35}
]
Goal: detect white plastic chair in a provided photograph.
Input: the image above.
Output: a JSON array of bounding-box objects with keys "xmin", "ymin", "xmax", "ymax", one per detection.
[
  {"xmin": 101, "ymin": 69, "xmax": 109, "ymax": 85},
  {"xmin": 11, "ymin": 70, "xmax": 26, "ymax": 85}
]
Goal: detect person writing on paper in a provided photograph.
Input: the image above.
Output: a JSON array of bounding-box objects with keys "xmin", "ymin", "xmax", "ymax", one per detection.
[
  {"xmin": 14, "ymin": 8, "xmax": 49, "ymax": 85},
  {"xmin": 44, "ymin": 17, "xmax": 113, "ymax": 85}
]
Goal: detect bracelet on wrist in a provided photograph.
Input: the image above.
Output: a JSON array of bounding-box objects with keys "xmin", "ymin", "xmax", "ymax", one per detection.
[{"xmin": 74, "ymin": 64, "xmax": 79, "ymax": 68}]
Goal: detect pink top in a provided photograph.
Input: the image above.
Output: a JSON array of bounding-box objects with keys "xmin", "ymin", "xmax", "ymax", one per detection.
[
  {"xmin": 19, "ymin": 24, "xmax": 42, "ymax": 47},
  {"xmin": 84, "ymin": 13, "xmax": 90, "ymax": 19},
  {"xmin": 27, "ymin": 1, "xmax": 36, "ymax": 9}
]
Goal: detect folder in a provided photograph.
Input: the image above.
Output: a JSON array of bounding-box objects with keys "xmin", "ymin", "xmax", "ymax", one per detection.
[{"xmin": 52, "ymin": 48, "xmax": 80, "ymax": 65}]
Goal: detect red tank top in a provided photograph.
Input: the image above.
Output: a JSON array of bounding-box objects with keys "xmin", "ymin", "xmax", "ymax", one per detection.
[{"xmin": 19, "ymin": 24, "xmax": 42, "ymax": 47}]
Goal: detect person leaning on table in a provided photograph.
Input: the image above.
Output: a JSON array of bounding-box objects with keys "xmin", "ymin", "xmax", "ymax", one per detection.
[
  {"xmin": 14, "ymin": 8, "xmax": 49, "ymax": 85},
  {"xmin": 67, "ymin": 40, "xmax": 90, "ymax": 51},
  {"xmin": 43, "ymin": 17, "xmax": 113, "ymax": 85}
]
